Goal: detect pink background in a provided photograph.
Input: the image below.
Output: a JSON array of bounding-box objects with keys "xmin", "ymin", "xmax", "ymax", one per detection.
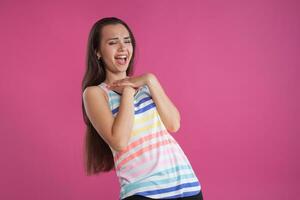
[{"xmin": 0, "ymin": 0, "xmax": 299, "ymax": 199}]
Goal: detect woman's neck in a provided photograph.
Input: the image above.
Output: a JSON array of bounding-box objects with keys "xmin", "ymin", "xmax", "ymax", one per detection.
[{"xmin": 104, "ymin": 71, "xmax": 127, "ymax": 85}]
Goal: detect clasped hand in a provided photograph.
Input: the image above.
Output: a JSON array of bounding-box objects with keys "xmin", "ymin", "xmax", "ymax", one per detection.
[{"xmin": 107, "ymin": 73, "xmax": 151, "ymax": 94}]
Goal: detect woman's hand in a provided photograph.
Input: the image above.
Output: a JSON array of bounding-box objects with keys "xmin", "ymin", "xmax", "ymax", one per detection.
[
  {"xmin": 108, "ymin": 73, "xmax": 152, "ymax": 89},
  {"xmin": 108, "ymin": 84, "xmax": 136, "ymax": 95}
]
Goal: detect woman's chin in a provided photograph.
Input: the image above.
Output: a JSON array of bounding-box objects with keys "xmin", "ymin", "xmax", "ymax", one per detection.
[{"xmin": 114, "ymin": 64, "xmax": 128, "ymax": 72}]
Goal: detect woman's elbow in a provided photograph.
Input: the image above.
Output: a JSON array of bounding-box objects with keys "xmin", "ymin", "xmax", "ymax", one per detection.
[
  {"xmin": 112, "ymin": 142, "xmax": 128, "ymax": 152},
  {"xmin": 170, "ymin": 112, "xmax": 181, "ymax": 132},
  {"xmin": 168, "ymin": 121, "xmax": 180, "ymax": 133},
  {"xmin": 113, "ymin": 146, "xmax": 127, "ymax": 152},
  {"xmin": 110, "ymin": 135, "xmax": 130, "ymax": 152}
]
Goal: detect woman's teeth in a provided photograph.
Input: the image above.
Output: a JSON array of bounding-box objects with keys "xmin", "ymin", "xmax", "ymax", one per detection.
[{"xmin": 115, "ymin": 55, "xmax": 127, "ymax": 65}]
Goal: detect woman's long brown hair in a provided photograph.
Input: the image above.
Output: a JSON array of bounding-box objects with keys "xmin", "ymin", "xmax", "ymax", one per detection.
[{"xmin": 81, "ymin": 17, "xmax": 136, "ymax": 175}]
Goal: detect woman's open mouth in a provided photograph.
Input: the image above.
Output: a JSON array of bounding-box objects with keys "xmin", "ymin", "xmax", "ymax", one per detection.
[{"xmin": 115, "ymin": 55, "xmax": 128, "ymax": 65}]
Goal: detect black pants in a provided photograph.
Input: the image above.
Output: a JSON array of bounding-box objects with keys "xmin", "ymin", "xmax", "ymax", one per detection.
[{"xmin": 122, "ymin": 190, "xmax": 203, "ymax": 200}]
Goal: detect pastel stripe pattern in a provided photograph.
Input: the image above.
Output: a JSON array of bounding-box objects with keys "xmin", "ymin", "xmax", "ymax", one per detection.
[{"xmin": 99, "ymin": 82, "xmax": 201, "ymax": 200}]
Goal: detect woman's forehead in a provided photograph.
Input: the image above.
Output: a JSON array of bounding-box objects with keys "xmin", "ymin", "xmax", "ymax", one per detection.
[{"xmin": 101, "ymin": 24, "xmax": 130, "ymax": 39}]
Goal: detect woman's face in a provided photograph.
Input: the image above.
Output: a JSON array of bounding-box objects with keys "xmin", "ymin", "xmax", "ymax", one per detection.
[{"xmin": 97, "ymin": 24, "xmax": 133, "ymax": 73}]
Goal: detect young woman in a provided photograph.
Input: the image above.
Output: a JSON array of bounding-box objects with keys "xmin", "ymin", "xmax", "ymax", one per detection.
[{"xmin": 82, "ymin": 17, "xmax": 204, "ymax": 200}]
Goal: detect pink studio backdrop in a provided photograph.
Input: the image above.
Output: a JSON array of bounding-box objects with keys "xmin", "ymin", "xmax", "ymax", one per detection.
[{"xmin": 0, "ymin": 0, "xmax": 299, "ymax": 199}]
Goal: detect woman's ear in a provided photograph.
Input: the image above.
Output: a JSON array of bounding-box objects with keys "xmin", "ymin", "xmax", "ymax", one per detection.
[{"xmin": 95, "ymin": 50, "xmax": 101, "ymax": 59}]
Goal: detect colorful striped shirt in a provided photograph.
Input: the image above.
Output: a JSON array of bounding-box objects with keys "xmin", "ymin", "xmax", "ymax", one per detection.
[{"xmin": 99, "ymin": 82, "xmax": 201, "ymax": 199}]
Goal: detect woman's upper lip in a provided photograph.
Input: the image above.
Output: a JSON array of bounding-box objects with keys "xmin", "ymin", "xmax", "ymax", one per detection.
[{"xmin": 115, "ymin": 54, "xmax": 128, "ymax": 57}]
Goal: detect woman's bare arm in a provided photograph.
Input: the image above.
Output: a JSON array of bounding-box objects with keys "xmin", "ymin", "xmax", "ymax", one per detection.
[
  {"xmin": 111, "ymin": 86, "xmax": 136, "ymax": 150},
  {"xmin": 83, "ymin": 86, "xmax": 136, "ymax": 152},
  {"xmin": 146, "ymin": 73, "xmax": 181, "ymax": 133}
]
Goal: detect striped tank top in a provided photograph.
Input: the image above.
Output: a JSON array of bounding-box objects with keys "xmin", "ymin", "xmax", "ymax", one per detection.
[{"xmin": 99, "ymin": 82, "xmax": 201, "ymax": 199}]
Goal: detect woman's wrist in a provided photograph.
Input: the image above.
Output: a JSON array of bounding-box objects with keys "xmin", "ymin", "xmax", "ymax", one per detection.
[{"xmin": 123, "ymin": 86, "xmax": 136, "ymax": 96}]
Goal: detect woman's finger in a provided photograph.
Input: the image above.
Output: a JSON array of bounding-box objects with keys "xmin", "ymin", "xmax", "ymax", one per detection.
[
  {"xmin": 119, "ymin": 82, "xmax": 133, "ymax": 87},
  {"xmin": 121, "ymin": 83, "xmax": 137, "ymax": 89}
]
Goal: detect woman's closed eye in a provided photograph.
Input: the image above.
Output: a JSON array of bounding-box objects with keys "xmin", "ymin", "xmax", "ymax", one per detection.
[{"xmin": 109, "ymin": 40, "xmax": 131, "ymax": 45}]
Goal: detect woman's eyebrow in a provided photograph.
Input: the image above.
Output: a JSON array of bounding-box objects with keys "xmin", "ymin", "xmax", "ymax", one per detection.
[{"xmin": 106, "ymin": 36, "xmax": 130, "ymax": 42}]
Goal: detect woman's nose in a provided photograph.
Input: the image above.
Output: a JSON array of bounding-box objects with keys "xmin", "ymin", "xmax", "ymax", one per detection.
[{"xmin": 118, "ymin": 42, "xmax": 126, "ymax": 51}]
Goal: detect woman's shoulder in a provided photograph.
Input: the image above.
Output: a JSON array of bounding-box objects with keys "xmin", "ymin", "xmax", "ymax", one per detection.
[{"xmin": 82, "ymin": 84, "xmax": 109, "ymax": 102}]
